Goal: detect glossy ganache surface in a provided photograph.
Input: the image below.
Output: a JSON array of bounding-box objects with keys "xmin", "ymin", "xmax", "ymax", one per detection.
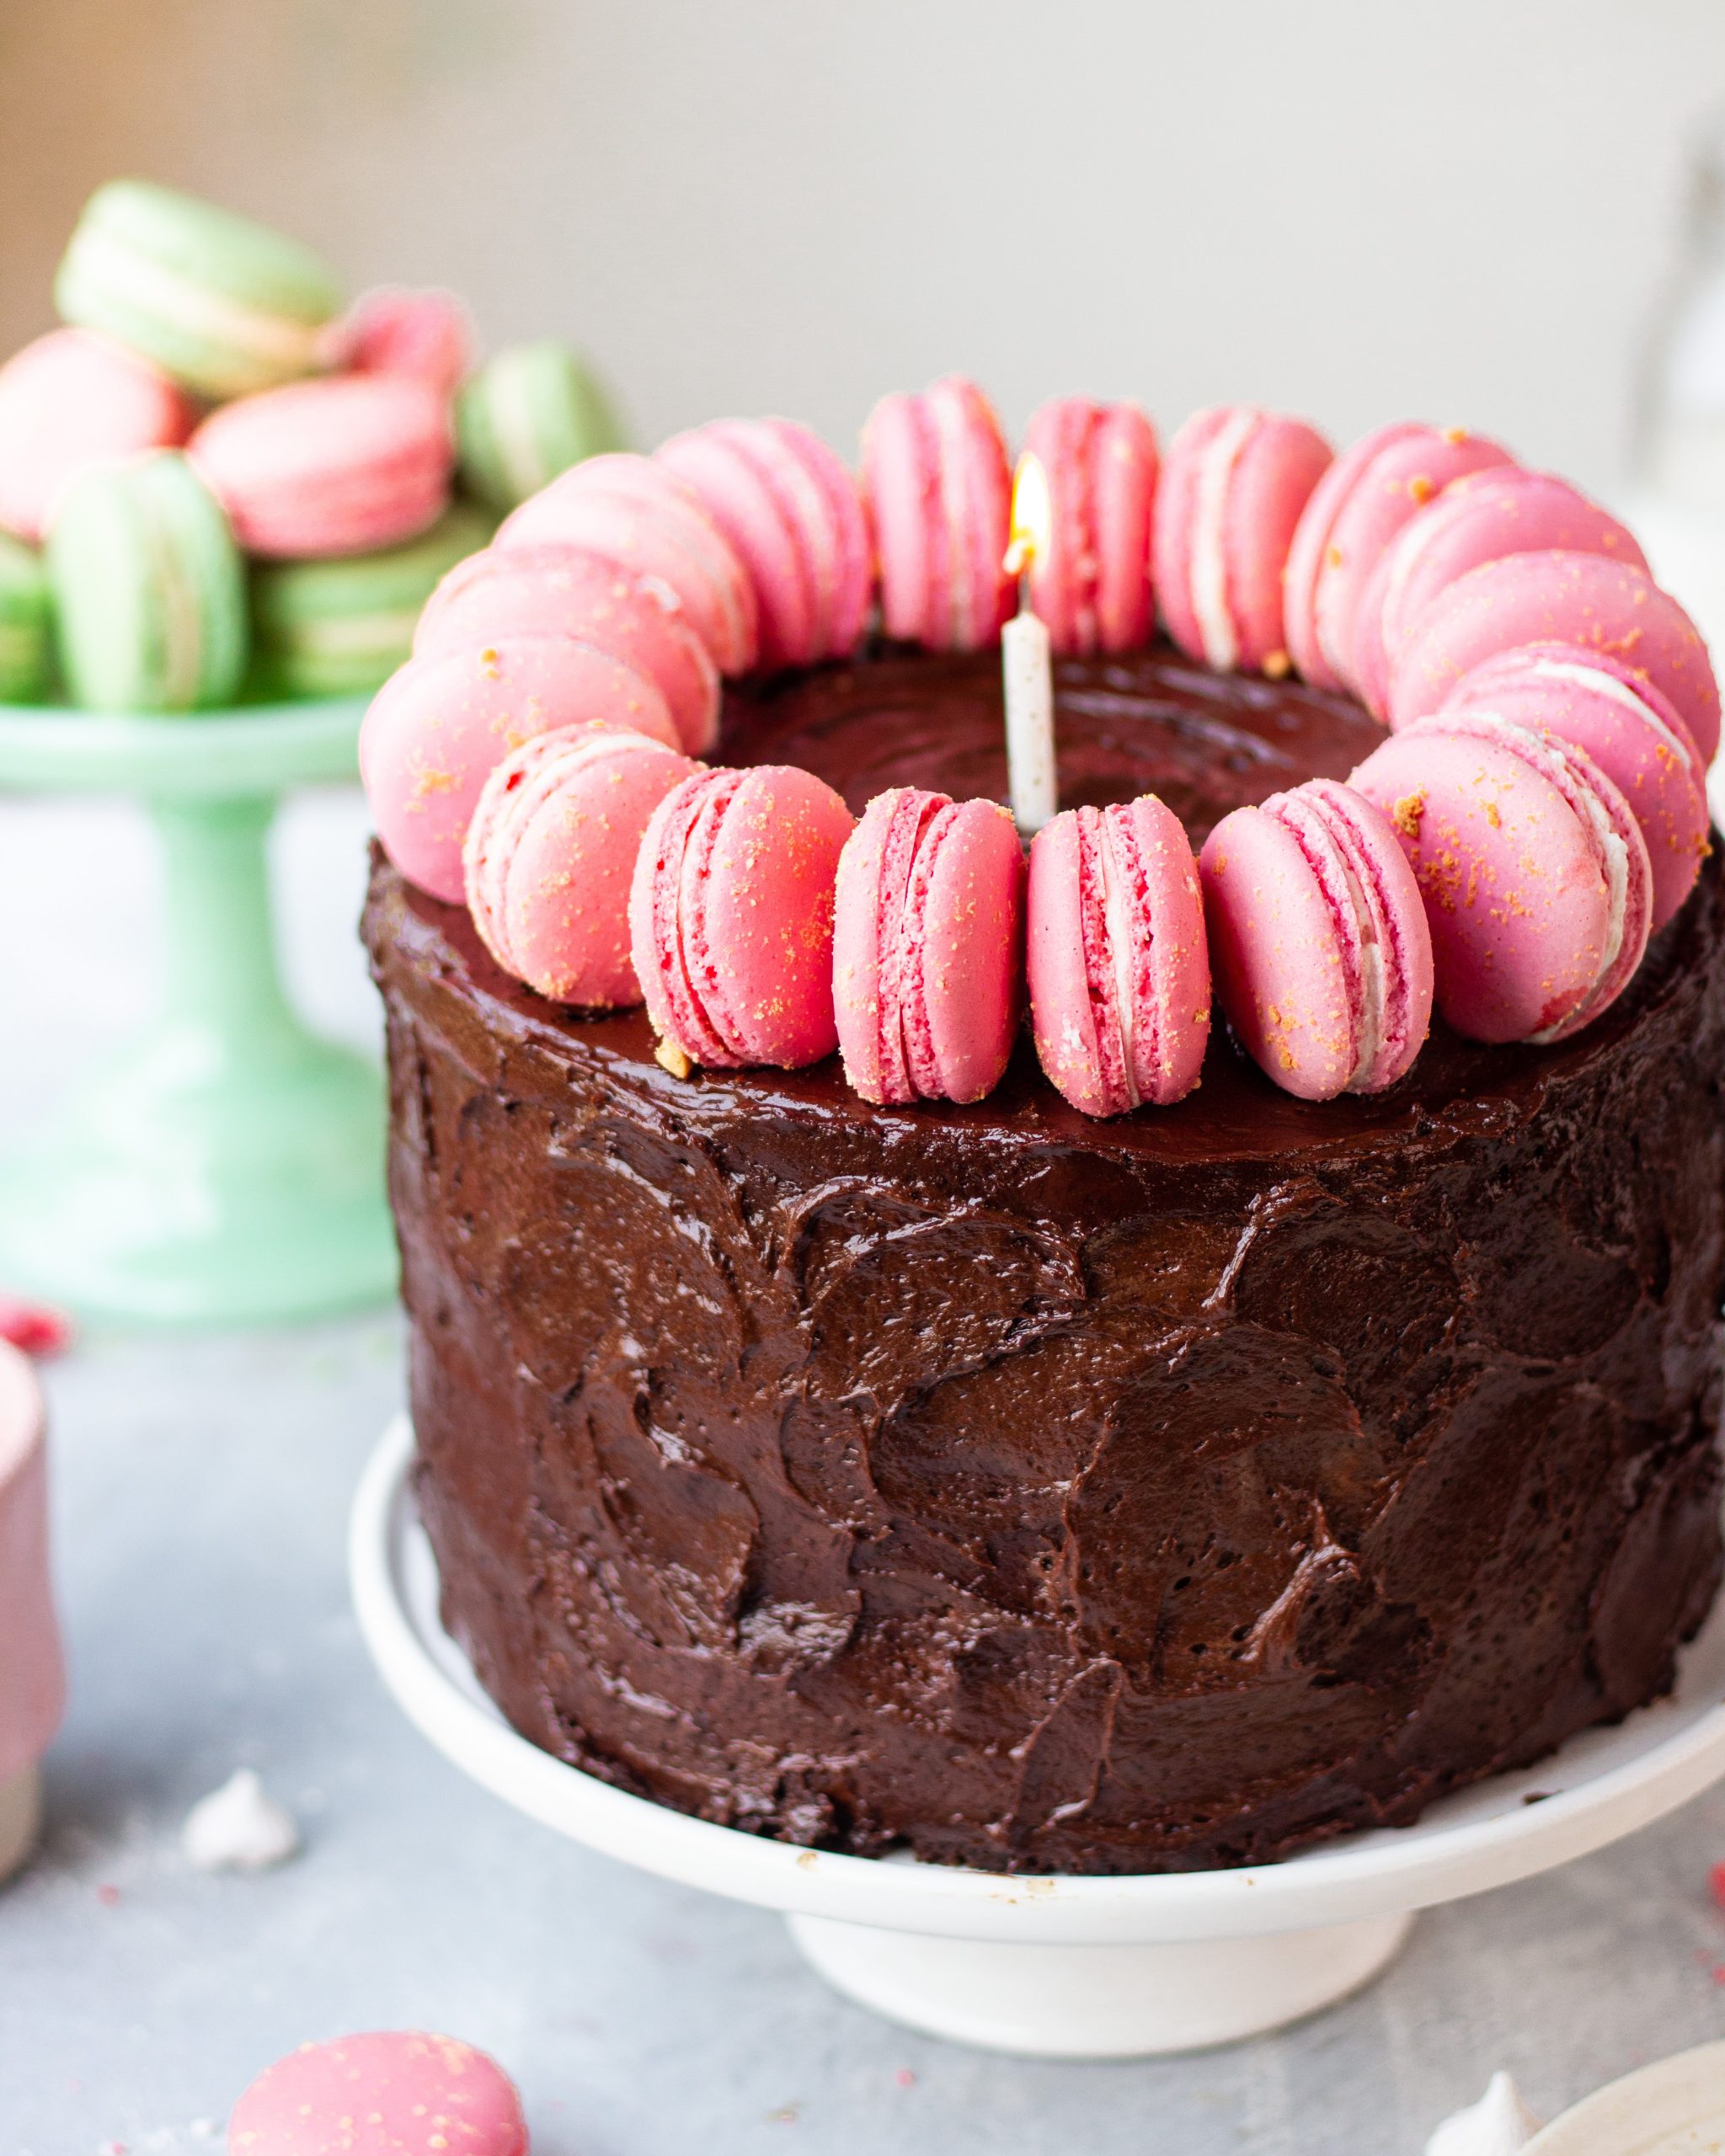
[{"xmin": 366, "ymin": 644, "xmax": 1725, "ymax": 1874}]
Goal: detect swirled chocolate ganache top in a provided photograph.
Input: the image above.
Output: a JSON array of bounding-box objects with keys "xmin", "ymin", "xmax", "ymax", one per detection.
[{"xmin": 366, "ymin": 644, "xmax": 1725, "ymax": 1874}]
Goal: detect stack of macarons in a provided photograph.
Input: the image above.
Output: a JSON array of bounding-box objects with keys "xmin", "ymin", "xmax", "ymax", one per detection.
[{"xmin": 0, "ymin": 178, "xmax": 625, "ymax": 713}]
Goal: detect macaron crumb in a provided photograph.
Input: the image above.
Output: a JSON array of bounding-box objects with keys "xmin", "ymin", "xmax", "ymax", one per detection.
[
  {"xmin": 654, "ymin": 1036, "xmax": 693, "ymax": 1080},
  {"xmin": 1392, "ymin": 792, "xmax": 1426, "ymax": 839}
]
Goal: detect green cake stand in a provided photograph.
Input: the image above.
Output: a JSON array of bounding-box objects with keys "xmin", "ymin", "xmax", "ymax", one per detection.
[{"xmin": 0, "ymin": 696, "xmax": 396, "ymax": 1327}]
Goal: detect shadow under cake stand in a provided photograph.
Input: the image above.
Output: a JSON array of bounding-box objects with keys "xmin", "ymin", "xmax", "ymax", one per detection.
[
  {"xmin": 351, "ymin": 1414, "xmax": 1725, "ymax": 2058},
  {"xmin": 0, "ymin": 696, "xmax": 395, "ymax": 1326}
]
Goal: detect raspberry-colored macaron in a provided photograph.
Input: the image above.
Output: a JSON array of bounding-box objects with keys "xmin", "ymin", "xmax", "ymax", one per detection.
[
  {"xmin": 1387, "ymin": 547, "xmax": 1721, "ymax": 761},
  {"xmin": 629, "ymin": 764, "xmax": 854, "ymax": 1070},
  {"xmin": 860, "ymin": 375, "xmax": 1013, "ymax": 652},
  {"xmin": 1018, "ymin": 396, "xmax": 1160, "ymax": 656},
  {"xmin": 414, "ymin": 542, "xmax": 721, "ymax": 754},
  {"xmin": 1351, "ymin": 468, "xmax": 1648, "ymax": 719},
  {"xmin": 496, "ymin": 451, "xmax": 757, "ymax": 675},
  {"xmin": 1026, "ymin": 794, "xmax": 1210, "ymax": 1117},
  {"xmin": 464, "ymin": 721, "xmax": 698, "ymax": 1006},
  {"xmin": 190, "ymin": 374, "xmax": 453, "ymax": 559},
  {"xmin": 1440, "ymin": 642, "xmax": 1708, "ymax": 931},
  {"xmin": 1351, "ymin": 709, "xmax": 1653, "ymax": 1044},
  {"xmin": 832, "ymin": 787, "xmax": 1025, "ymax": 1103},
  {"xmin": 360, "ymin": 632, "xmax": 680, "ymax": 904},
  {"xmin": 656, "ymin": 417, "xmax": 870, "ymax": 670},
  {"xmin": 1153, "ymin": 405, "xmax": 1332, "ymax": 675},
  {"xmin": 1283, "ymin": 422, "xmax": 1514, "ymax": 691},
  {"xmin": 226, "ymin": 2030, "xmax": 526, "ymax": 2156},
  {"xmin": 0, "ymin": 328, "xmax": 194, "ymax": 545},
  {"xmin": 329, "ymin": 286, "xmax": 476, "ymax": 399},
  {"xmin": 1199, "ymin": 780, "xmax": 1434, "ymax": 1099}
]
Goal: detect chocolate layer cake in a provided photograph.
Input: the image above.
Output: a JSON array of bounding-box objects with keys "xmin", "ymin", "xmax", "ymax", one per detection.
[{"xmin": 366, "ymin": 646, "xmax": 1725, "ymax": 1874}]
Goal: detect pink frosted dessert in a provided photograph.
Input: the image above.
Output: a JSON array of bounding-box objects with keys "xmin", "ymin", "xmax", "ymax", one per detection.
[
  {"xmin": 656, "ymin": 417, "xmax": 870, "ymax": 669},
  {"xmin": 1019, "ymin": 395, "xmax": 1161, "ymax": 656},
  {"xmin": 832, "ymin": 786, "xmax": 1025, "ymax": 1102},
  {"xmin": 860, "ymin": 375, "xmax": 1013, "ymax": 652},
  {"xmin": 0, "ymin": 1342, "xmax": 63, "ymax": 1883},
  {"xmin": 1026, "ymin": 794, "xmax": 1210, "ymax": 1116},
  {"xmin": 1152, "ymin": 404, "xmax": 1332, "ymax": 675},
  {"xmin": 0, "ymin": 327, "xmax": 194, "ymax": 544},
  {"xmin": 629, "ymin": 764, "xmax": 854, "ymax": 1070},
  {"xmin": 1199, "ymin": 779, "xmax": 1434, "ymax": 1100},
  {"xmin": 227, "ymin": 2031, "xmax": 527, "ymax": 2156}
]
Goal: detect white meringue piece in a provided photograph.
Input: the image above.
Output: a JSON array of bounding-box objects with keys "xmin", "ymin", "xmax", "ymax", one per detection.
[
  {"xmin": 180, "ymin": 1768, "xmax": 299, "ymax": 1872},
  {"xmin": 1427, "ymin": 2073, "xmax": 1544, "ymax": 2156}
]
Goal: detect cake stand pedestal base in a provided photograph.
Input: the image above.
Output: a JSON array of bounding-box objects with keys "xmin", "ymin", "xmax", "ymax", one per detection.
[
  {"xmin": 0, "ymin": 1764, "xmax": 42, "ymax": 1886},
  {"xmin": 786, "ymin": 1907, "xmax": 1415, "ymax": 2057}
]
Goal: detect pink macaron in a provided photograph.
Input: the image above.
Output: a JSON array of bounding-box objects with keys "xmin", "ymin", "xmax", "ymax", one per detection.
[
  {"xmin": 655, "ymin": 416, "xmax": 871, "ymax": 669},
  {"xmin": 226, "ymin": 2031, "xmax": 526, "ymax": 2156},
  {"xmin": 1440, "ymin": 641, "xmax": 1708, "ymax": 931},
  {"xmin": 190, "ymin": 374, "xmax": 453, "ymax": 559},
  {"xmin": 328, "ymin": 286, "xmax": 476, "ymax": 399},
  {"xmin": 414, "ymin": 542, "xmax": 721, "ymax": 754},
  {"xmin": 496, "ymin": 451, "xmax": 757, "ymax": 675},
  {"xmin": 860, "ymin": 375, "xmax": 1013, "ymax": 652},
  {"xmin": 629, "ymin": 763, "xmax": 854, "ymax": 1070},
  {"xmin": 1199, "ymin": 780, "xmax": 1434, "ymax": 1100},
  {"xmin": 1153, "ymin": 405, "xmax": 1333, "ymax": 675},
  {"xmin": 0, "ymin": 328, "xmax": 193, "ymax": 544},
  {"xmin": 1351, "ymin": 709, "xmax": 1653, "ymax": 1044},
  {"xmin": 0, "ymin": 1342, "xmax": 63, "ymax": 1799},
  {"xmin": 360, "ymin": 632, "xmax": 680, "ymax": 904},
  {"xmin": 1387, "ymin": 548, "xmax": 1722, "ymax": 761},
  {"xmin": 1018, "ymin": 396, "xmax": 1160, "ymax": 656},
  {"xmin": 832, "ymin": 787, "xmax": 1025, "ymax": 1103},
  {"xmin": 1351, "ymin": 467, "xmax": 1648, "ymax": 719},
  {"xmin": 464, "ymin": 720, "xmax": 698, "ymax": 1006},
  {"xmin": 1026, "ymin": 794, "xmax": 1210, "ymax": 1117},
  {"xmin": 1283, "ymin": 422, "xmax": 1514, "ymax": 691}
]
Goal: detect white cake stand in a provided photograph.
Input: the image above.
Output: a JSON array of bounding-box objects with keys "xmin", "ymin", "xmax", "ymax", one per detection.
[{"xmin": 350, "ymin": 1416, "xmax": 1725, "ymax": 2058}]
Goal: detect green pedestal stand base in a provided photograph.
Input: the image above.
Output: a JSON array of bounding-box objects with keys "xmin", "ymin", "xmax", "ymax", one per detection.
[{"xmin": 0, "ymin": 698, "xmax": 397, "ymax": 1328}]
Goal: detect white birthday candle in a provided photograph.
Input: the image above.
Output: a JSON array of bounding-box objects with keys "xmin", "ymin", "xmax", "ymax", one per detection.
[{"xmin": 1001, "ymin": 451, "xmax": 1058, "ymax": 835}]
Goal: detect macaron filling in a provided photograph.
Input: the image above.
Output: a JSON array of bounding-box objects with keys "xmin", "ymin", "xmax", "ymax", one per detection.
[
  {"xmin": 1267, "ymin": 786, "xmax": 1396, "ymax": 1091},
  {"xmin": 1189, "ymin": 405, "xmax": 1258, "ymax": 670},
  {"xmin": 895, "ymin": 801, "xmax": 964, "ymax": 1099},
  {"xmin": 875, "ymin": 788, "xmax": 946, "ymax": 1099},
  {"xmin": 652, "ymin": 771, "xmax": 743, "ymax": 1065},
  {"xmin": 1076, "ymin": 803, "xmax": 1161, "ymax": 1113},
  {"xmin": 1519, "ymin": 654, "xmax": 1704, "ymax": 781}
]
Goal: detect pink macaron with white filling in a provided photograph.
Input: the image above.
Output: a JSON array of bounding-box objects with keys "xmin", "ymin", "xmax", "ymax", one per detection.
[
  {"xmin": 463, "ymin": 721, "xmax": 698, "ymax": 1006},
  {"xmin": 359, "ymin": 632, "xmax": 680, "ymax": 905},
  {"xmin": 1351, "ymin": 468, "xmax": 1648, "ymax": 719},
  {"xmin": 414, "ymin": 542, "xmax": 721, "ymax": 754},
  {"xmin": 833, "ymin": 787, "xmax": 1025, "ymax": 1103},
  {"xmin": 1283, "ymin": 422, "xmax": 1514, "ymax": 691},
  {"xmin": 1153, "ymin": 405, "xmax": 1333, "ymax": 675},
  {"xmin": 630, "ymin": 763, "xmax": 855, "ymax": 1070},
  {"xmin": 861, "ymin": 375, "xmax": 1013, "ymax": 653},
  {"xmin": 1351, "ymin": 709, "xmax": 1653, "ymax": 1044},
  {"xmin": 328, "ymin": 286, "xmax": 476, "ymax": 399},
  {"xmin": 1019, "ymin": 396, "xmax": 1160, "ymax": 655},
  {"xmin": 1439, "ymin": 643, "xmax": 1708, "ymax": 931},
  {"xmin": 656, "ymin": 416, "xmax": 870, "ymax": 669},
  {"xmin": 0, "ymin": 328, "xmax": 194, "ymax": 544},
  {"xmin": 226, "ymin": 2031, "xmax": 527, "ymax": 2156},
  {"xmin": 497, "ymin": 451, "xmax": 758, "ymax": 675},
  {"xmin": 1199, "ymin": 780, "xmax": 1434, "ymax": 1100},
  {"xmin": 1026, "ymin": 794, "xmax": 1210, "ymax": 1117},
  {"xmin": 1388, "ymin": 548, "xmax": 1722, "ymax": 761}
]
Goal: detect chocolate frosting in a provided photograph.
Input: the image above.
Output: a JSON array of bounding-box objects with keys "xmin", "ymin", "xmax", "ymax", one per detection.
[{"xmin": 367, "ymin": 644, "xmax": 1725, "ymax": 1873}]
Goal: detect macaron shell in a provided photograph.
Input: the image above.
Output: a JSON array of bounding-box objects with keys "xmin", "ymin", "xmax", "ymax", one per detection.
[
  {"xmin": 832, "ymin": 787, "xmax": 908, "ymax": 1102},
  {"xmin": 497, "ymin": 452, "xmax": 758, "ymax": 675},
  {"xmin": 861, "ymin": 376, "xmax": 1012, "ymax": 652},
  {"xmin": 1024, "ymin": 397, "xmax": 1159, "ymax": 656},
  {"xmin": 657, "ymin": 419, "xmax": 820, "ymax": 667},
  {"xmin": 191, "ymin": 376, "xmax": 453, "ymax": 559},
  {"xmin": 1389, "ymin": 548, "xmax": 1722, "ymax": 761},
  {"xmin": 456, "ymin": 340, "xmax": 625, "ymax": 512},
  {"xmin": 1311, "ymin": 427, "xmax": 1514, "ymax": 693},
  {"xmin": 760, "ymin": 417, "xmax": 873, "ymax": 655},
  {"xmin": 333, "ymin": 285, "xmax": 476, "ymax": 398},
  {"xmin": 225, "ymin": 2030, "xmax": 527, "ymax": 2156},
  {"xmin": 0, "ymin": 1343, "xmax": 64, "ymax": 1787},
  {"xmin": 1223, "ymin": 416, "xmax": 1334, "ymax": 673},
  {"xmin": 1283, "ymin": 420, "xmax": 1428, "ymax": 686},
  {"xmin": 909, "ymin": 798, "xmax": 1025, "ymax": 1101},
  {"xmin": 1151, "ymin": 405, "xmax": 1228, "ymax": 664},
  {"xmin": 359, "ymin": 632, "xmax": 680, "ymax": 903},
  {"xmin": 462, "ymin": 723, "xmax": 697, "ymax": 1006},
  {"xmin": 0, "ymin": 328, "xmax": 193, "ymax": 545},
  {"xmin": 414, "ymin": 541, "xmax": 721, "ymax": 753},
  {"xmin": 859, "ymin": 391, "xmax": 938, "ymax": 644},
  {"xmin": 931, "ymin": 376, "xmax": 1013, "ymax": 651},
  {"xmin": 1353, "ymin": 469, "xmax": 1649, "ymax": 719}
]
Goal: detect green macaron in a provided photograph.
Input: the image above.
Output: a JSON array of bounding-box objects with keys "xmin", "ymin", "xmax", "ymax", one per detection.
[
  {"xmin": 250, "ymin": 499, "xmax": 495, "ymax": 696},
  {"xmin": 56, "ymin": 179, "xmax": 342, "ymax": 401},
  {"xmin": 456, "ymin": 339, "xmax": 625, "ymax": 510},
  {"xmin": 0, "ymin": 532, "xmax": 53, "ymax": 704},
  {"xmin": 48, "ymin": 450, "xmax": 248, "ymax": 712}
]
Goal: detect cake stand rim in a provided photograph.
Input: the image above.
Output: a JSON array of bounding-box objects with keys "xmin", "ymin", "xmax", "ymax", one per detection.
[
  {"xmin": 0, "ymin": 692, "xmax": 366, "ymax": 795},
  {"xmin": 350, "ymin": 1413, "xmax": 1725, "ymax": 1946}
]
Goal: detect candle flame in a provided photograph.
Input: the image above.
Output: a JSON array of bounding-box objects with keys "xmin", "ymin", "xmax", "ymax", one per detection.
[{"xmin": 1003, "ymin": 451, "xmax": 1052, "ymax": 579}]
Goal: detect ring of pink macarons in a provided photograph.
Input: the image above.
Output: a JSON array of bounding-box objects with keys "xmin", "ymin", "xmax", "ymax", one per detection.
[{"xmin": 359, "ymin": 375, "xmax": 1718, "ymax": 1118}]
